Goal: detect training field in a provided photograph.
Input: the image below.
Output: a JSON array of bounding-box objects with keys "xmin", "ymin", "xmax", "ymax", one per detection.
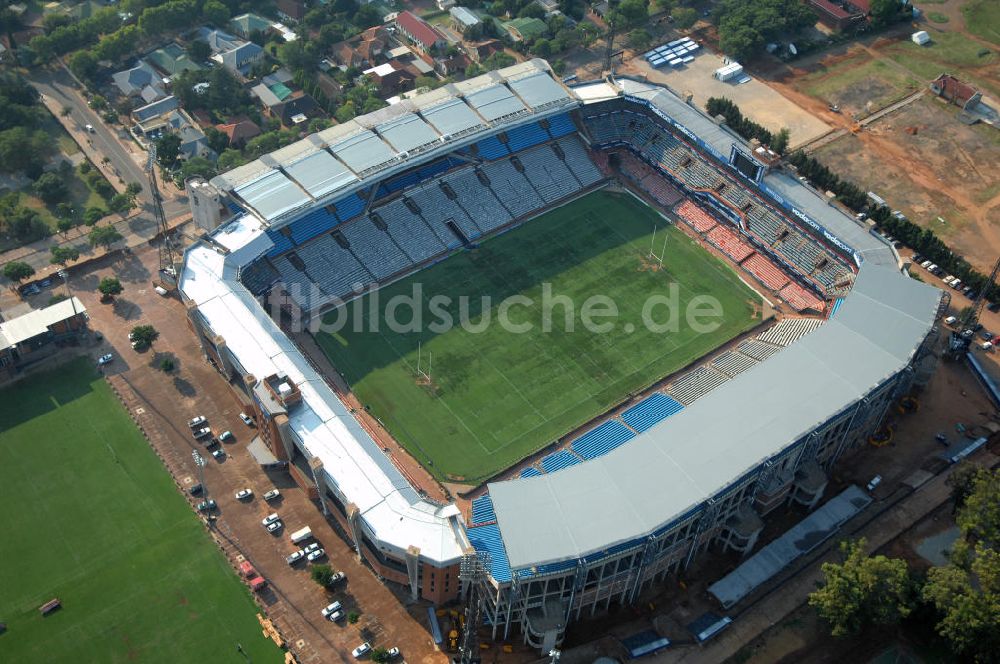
[
  {"xmin": 316, "ymin": 191, "xmax": 760, "ymax": 482},
  {"xmin": 0, "ymin": 359, "xmax": 280, "ymax": 663}
]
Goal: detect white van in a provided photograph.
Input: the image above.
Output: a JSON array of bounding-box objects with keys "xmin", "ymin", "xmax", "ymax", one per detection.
[
  {"xmin": 920, "ymin": 260, "xmax": 932, "ymax": 269},
  {"xmin": 290, "ymin": 526, "xmax": 313, "ymax": 544},
  {"xmin": 944, "ymin": 315, "xmax": 957, "ymax": 325},
  {"xmin": 951, "ymin": 279, "xmax": 962, "ymax": 290},
  {"xmin": 943, "ymin": 276, "xmax": 955, "ymax": 286},
  {"xmin": 982, "ymin": 342, "xmax": 993, "ymax": 352}
]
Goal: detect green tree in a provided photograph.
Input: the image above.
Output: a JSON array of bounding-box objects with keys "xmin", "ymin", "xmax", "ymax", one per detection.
[
  {"xmin": 923, "ymin": 543, "xmax": 1000, "ymax": 662},
  {"xmin": 175, "ymin": 157, "xmax": 216, "ymax": 187},
  {"xmin": 627, "ymin": 29, "xmax": 652, "ymax": 51},
  {"xmin": 187, "ymin": 39, "xmax": 211, "ymax": 62},
  {"xmin": 347, "ymin": 610, "xmax": 360, "ymax": 624},
  {"xmin": 808, "ymin": 538, "xmax": 915, "ymax": 637},
  {"xmin": 310, "ymin": 564, "xmax": 334, "ymax": 587},
  {"xmin": 155, "ymin": 133, "xmax": 182, "ymax": 169},
  {"xmin": 3, "ymin": 260, "xmax": 35, "ymax": 285},
  {"xmin": 50, "ymin": 245, "xmax": 80, "ymax": 266},
  {"xmin": 33, "ymin": 172, "xmax": 69, "ymax": 204},
  {"xmin": 108, "ymin": 192, "xmax": 137, "ymax": 215},
  {"xmin": 869, "ymin": 0, "xmax": 905, "ymax": 28},
  {"xmin": 201, "ymin": 0, "xmax": 230, "ymax": 27},
  {"xmin": 608, "ymin": 0, "xmax": 649, "ymax": 30},
  {"xmin": 335, "ymin": 100, "xmax": 357, "ymax": 124},
  {"xmin": 947, "ymin": 462, "xmax": 984, "ymax": 513},
  {"xmin": 532, "ymin": 37, "xmax": 552, "ymax": 57},
  {"xmin": 129, "ymin": 324, "xmax": 159, "ymax": 349},
  {"xmin": 771, "ymin": 127, "xmax": 791, "ymax": 154},
  {"xmin": 370, "ymin": 648, "xmax": 390, "ymax": 664},
  {"xmin": 654, "ymin": 0, "xmax": 675, "ymax": 13},
  {"xmin": 217, "ymin": 149, "xmax": 247, "ymax": 172},
  {"xmin": 69, "ymin": 50, "xmax": 99, "ymax": 81},
  {"xmin": 83, "ymin": 206, "xmax": 107, "ymax": 226},
  {"xmin": 88, "ymin": 225, "xmax": 123, "ymax": 250},
  {"xmin": 97, "ymin": 275, "xmax": 123, "ymax": 299},
  {"xmin": 204, "ymin": 126, "xmax": 229, "ymax": 154},
  {"xmin": 672, "ymin": 6, "xmax": 698, "ymax": 30},
  {"xmin": 956, "ymin": 467, "xmax": 1000, "ymax": 547}
]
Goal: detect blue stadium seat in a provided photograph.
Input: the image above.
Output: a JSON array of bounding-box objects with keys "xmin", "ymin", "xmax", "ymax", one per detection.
[
  {"xmin": 505, "ymin": 122, "xmax": 549, "ymax": 152},
  {"xmin": 546, "ymin": 113, "xmax": 576, "ymax": 138},
  {"xmin": 266, "ymin": 229, "xmax": 294, "ymax": 256},
  {"xmin": 540, "ymin": 449, "xmax": 582, "ymax": 473},
  {"xmin": 334, "ymin": 194, "xmax": 365, "ymax": 221},
  {"xmin": 226, "ymin": 201, "xmax": 245, "ymax": 215},
  {"xmin": 476, "ymin": 136, "xmax": 510, "ymax": 160},
  {"xmin": 571, "ymin": 421, "xmax": 636, "ymax": 459},
  {"xmin": 466, "ymin": 524, "xmax": 512, "ymax": 582},
  {"xmin": 289, "ymin": 208, "xmax": 338, "ymax": 245},
  {"xmin": 471, "ymin": 495, "xmax": 496, "ymax": 525},
  {"xmin": 520, "ymin": 466, "xmax": 542, "ymax": 478},
  {"xmin": 620, "ymin": 394, "xmax": 685, "ymax": 433}
]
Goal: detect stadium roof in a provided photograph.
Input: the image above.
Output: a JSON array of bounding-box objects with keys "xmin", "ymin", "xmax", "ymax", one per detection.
[
  {"xmin": 179, "ymin": 214, "xmax": 466, "ymax": 565},
  {"xmin": 489, "ymin": 263, "xmax": 940, "ymax": 571},
  {"xmin": 0, "ymin": 297, "xmax": 86, "ymax": 348},
  {"xmin": 210, "ymin": 60, "xmax": 576, "ymax": 226}
]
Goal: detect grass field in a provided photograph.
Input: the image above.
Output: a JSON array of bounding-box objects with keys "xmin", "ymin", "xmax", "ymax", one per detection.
[
  {"xmin": 315, "ymin": 191, "xmax": 760, "ymax": 482},
  {"xmin": 0, "ymin": 359, "xmax": 281, "ymax": 663},
  {"xmin": 963, "ymin": 0, "xmax": 1000, "ymax": 45}
]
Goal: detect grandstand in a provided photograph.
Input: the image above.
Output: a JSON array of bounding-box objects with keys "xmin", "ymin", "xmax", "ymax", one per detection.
[{"xmin": 180, "ymin": 59, "xmax": 942, "ymax": 651}]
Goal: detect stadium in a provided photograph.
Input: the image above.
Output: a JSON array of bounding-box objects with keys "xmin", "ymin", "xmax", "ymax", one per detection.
[{"xmin": 179, "ymin": 59, "xmax": 942, "ymax": 649}]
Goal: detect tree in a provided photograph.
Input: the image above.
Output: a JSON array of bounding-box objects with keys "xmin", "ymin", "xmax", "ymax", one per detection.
[
  {"xmin": 57, "ymin": 216, "xmax": 74, "ymax": 234},
  {"xmin": 217, "ymin": 149, "xmax": 247, "ymax": 172},
  {"xmin": 923, "ymin": 543, "xmax": 1000, "ymax": 662},
  {"xmin": 370, "ymin": 648, "xmax": 390, "ymax": 664},
  {"xmin": 89, "ymin": 225, "xmax": 123, "ymax": 250},
  {"xmin": 69, "ymin": 50, "xmax": 99, "ymax": 81},
  {"xmin": 205, "ymin": 126, "xmax": 229, "ymax": 154},
  {"xmin": 155, "ymin": 133, "xmax": 182, "ymax": 169},
  {"xmin": 129, "ymin": 324, "xmax": 159, "ymax": 350},
  {"xmin": 654, "ymin": 0, "xmax": 675, "ymax": 13},
  {"xmin": 947, "ymin": 462, "xmax": 984, "ymax": 513},
  {"xmin": 955, "ymin": 467, "xmax": 1000, "ymax": 547},
  {"xmin": 98, "ymin": 275, "xmax": 123, "ymax": 300},
  {"xmin": 201, "ymin": 0, "xmax": 230, "ymax": 27},
  {"xmin": 608, "ymin": 0, "xmax": 649, "ymax": 31},
  {"xmin": 175, "ymin": 157, "xmax": 216, "ymax": 187},
  {"xmin": 335, "ymin": 100, "xmax": 357, "ymax": 124},
  {"xmin": 672, "ymin": 6, "xmax": 698, "ymax": 30},
  {"xmin": 160, "ymin": 357, "xmax": 176, "ymax": 372},
  {"xmin": 808, "ymin": 538, "xmax": 915, "ymax": 637},
  {"xmin": 771, "ymin": 127, "xmax": 791, "ymax": 154},
  {"xmin": 83, "ymin": 206, "xmax": 107, "ymax": 226},
  {"xmin": 311, "ymin": 564, "xmax": 334, "ymax": 587},
  {"xmin": 3, "ymin": 260, "xmax": 35, "ymax": 284},
  {"xmin": 347, "ymin": 610, "xmax": 360, "ymax": 624},
  {"xmin": 50, "ymin": 245, "xmax": 80, "ymax": 266},
  {"xmin": 187, "ymin": 39, "xmax": 211, "ymax": 62},
  {"xmin": 627, "ymin": 29, "xmax": 652, "ymax": 51},
  {"xmin": 869, "ymin": 0, "xmax": 905, "ymax": 28},
  {"xmin": 33, "ymin": 172, "xmax": 69, "ymax": 205},
  {"xmin": 532, "ymin": 37, "xmax": 552, "ymax": 57},
  {"xmin": 108, "ymin": 192, "xmax": 137, "ymax": 215}
]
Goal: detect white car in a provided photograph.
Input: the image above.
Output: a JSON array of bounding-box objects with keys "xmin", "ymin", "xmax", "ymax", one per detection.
[
  {"xmin": 239, "ymin": 412, "xmax": 254, "ymax": 426},
  {"xmin": 192, "ymin": 427, "xmax": 212, "ymax": 440},
  {"xmin": 306, "ymin": 548, "xmax": 326, "ymax": 562},
  {"xmin": 387, "ymin": 647, "xmax": 400, "ymax": 659},
  {"xmin": 266, "ymin": 520, "xmax": 283, "ymax": 533},
  {"xmin": 188, "ymin": 415, "xmax": 207, "ymax": 429},
  {"xmin": 84, "ymin": 123, "xmax": 95, "ymax": 133},
  {"xmin": 286, "ymin": 549, "xmax": 305, "ymax": 565},
  {"xmin": 97, "ymin": 353, "xmax": 114, "ymax": 366},
  {"xmin": 262, "ymin": 513, "xmax": 280, "ymax": 527},
  {"xmin": 352, "ymin": 642, "xmax": 371, "ymax": 659},
  {"xmin": 328, "ymin": 609, "xmax": 344, "ymax": 622},
  {"xmin": 329, "ymin": 571, "xmax": 346, "ymax": 584},
  {"xmin": 219, "ymin": 430, "xmax": 234, "ymax": 442},
  {"xmin": 303, "ymin": 542, "xmax": 321, "ymax": 555},
  {"xmin": 263, "ymin": 489, "xmax": 281, "ymax": 502},
  {"xmin": 235, "ymin": 488, "xmax": 253, "ymax": 500},
  {"xmin": 321, "ymin": 601, "xmax": 342, "ymax": 619}
]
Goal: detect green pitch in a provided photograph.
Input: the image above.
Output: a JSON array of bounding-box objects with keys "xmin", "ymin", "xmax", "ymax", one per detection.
[
  {"xmin": 0, "ymin": 359, "xmax": 281, "ymax": 663},
  {"xmin": 316, "ymin": 191, "xmax": 760, "ymax": 482}
]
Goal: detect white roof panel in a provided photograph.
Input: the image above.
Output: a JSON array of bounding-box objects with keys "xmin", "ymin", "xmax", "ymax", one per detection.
[
  {"xmin": 330, "ymin": 130, "xmax": 397, "ymax": 174},
  {"xmin": 421, "ymin": 97, "xmax": 484, "ymax": 137},
  {"xmin": 377, "ymin": 113, "xmax": 441, "ymax": 153},
  {"xmin": 284, "ymin": 150, "xmax": 357, "ymax": 199},
  {"xmin": 465, "ymin": 83, "xmax": 526, "ymax": 122},
  {"xmin": 507, "ymin": 71, "xmax": 571, "ymax": 108},
  {"xmin": 234, "ymin": 170, "xmax": 308, "ymax": 221}
]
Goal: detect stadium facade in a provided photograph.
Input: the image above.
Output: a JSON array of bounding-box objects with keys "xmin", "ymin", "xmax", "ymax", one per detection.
[{"xmin": 179, "ymin": 59, "xmax": 942, "ymax": 647}]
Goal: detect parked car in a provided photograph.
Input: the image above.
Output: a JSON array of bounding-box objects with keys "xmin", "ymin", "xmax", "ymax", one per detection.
[
  {"xmin": 328, "ymin": 609, "xmax": 344, "ymax": 622},
  {"xmin": 239, "ymin": 412, "xmax": 254, "ymax": 426},
  {"xmin": 84, "ymin": 123, "xmax": 95, "ymax": 133},
  {"xmin": 286, "ymin": 549, "xmax": 305, "ymax": 565},
  {"xmin": 188, "ymin": 483, "xmax": 204, "ymax": 495},
  {"xmin": 266, "ymin": 520, "xmax": 283, "ymax": 533},
  {"xmin": 303, "ymin": 542, "xmax": 321, "ymax": 555},
  {"xmin": 944, "ymin": 315, "xmax": 957, "ymax": 326},
  {"xmin": 307, "ymin": 548, "xmax": 326, "ymax": 562},
  {"xmin": 263, "ymin": 489, "xmax": 281, "ymax": 502},
  {"xmin": 154, "ymin": 285, "xmax": 169, "ymax": 296},
  {"xmin": 262, "ymin": 513, "xmax": 281, "ymax": 527},
  {"xmin": 212, "ymin": 448, "xmax": 225, "ymax": 460},
  {"xmin": 321, "ymin": 601, "xmax": 343, "ymax": 619},
  {"xmin": 352, "ymin": 642, "xmax": 371, "ymax": 659},
  {"xmin": 97, "ymin": 353, "xmax": 114, "ymax": 366},
  {"xmin": 866, "ymin": 475, "xmax": 882, "ymax": 492},
  {"xmin": 387, "ymin": 647, "xmax": 400, "ymax": 659},
  {"xmin": 188, "ymin": 415, "xmax": 207, "ymax": 429},
  {"xmin": 196, "ymin": 499, "xmax": 217, "ymax": 512},
  {"xmin": 204, "ymin": 437, "xmax": 219, "ymax": 449},
  {"xmin": 219, "ymin": 430, "xmax": 234, "ymax": 442},
  {"xmin": 235, "ymin": 488, "xmax": 253, "ymax": 500},
  {"xmin": 192, "ymin": 427, "xmax": 212, "ymax": 440},
  {"xmin": 981, "ymin": 330, "xmax": 993, "ymax": 341},
  {"xmin": 329, "ymin": 570, "xmax": 346, "ymax": 584}
]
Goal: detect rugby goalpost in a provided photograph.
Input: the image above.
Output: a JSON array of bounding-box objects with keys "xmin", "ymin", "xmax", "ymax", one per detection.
[
  {"xmin": 649, "ymin": 225, "xmax": 667, "ymax": 269},
  {"xmin": 416, "ymin": 341, "xmax": 432, "ymax": 384}
]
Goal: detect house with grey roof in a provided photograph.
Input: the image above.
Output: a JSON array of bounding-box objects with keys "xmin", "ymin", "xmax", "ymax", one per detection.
[
  {"xmin": 198, "ymin": 27, "xmax": 264, "ymax": 77},
  {"xmin": 112, "ymin": 61, "xmax": 166, "ymax": 102}
]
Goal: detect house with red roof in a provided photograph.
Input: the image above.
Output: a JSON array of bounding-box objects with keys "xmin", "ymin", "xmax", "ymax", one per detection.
[
  {"xmin": 930, "ymin": 74, "xmax": 982, "ymax": 111},
  {"xmin": 394, "ymin": 11, "xmax": 446, "ymax": 53},
  {"xmin": 807, "ymin": 0, "xmax": 864, "ymax": 31}
]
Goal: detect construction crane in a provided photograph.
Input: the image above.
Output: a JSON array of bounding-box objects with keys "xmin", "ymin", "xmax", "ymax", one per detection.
[
  {"xmin": 949, "ymin": 255, "xmax": 1000, "ymax": 356},
  {"xmin": 147, "ymin": 145, "xmax": 177, "ymax": 289}
]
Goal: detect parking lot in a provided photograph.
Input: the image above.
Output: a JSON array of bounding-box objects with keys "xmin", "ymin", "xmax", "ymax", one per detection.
[{"xmin": 41, "ymin": 242, "xmax": 449, "ymax": 664}]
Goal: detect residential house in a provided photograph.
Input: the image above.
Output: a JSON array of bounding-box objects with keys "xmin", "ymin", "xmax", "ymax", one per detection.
[
  {"xmin": 131, "ymin": 95, "xmax": 180, "ymax": 125},
  {"xmin": 276, "ymin": 0, "xmax": 305, "ymax": 22},
  {"xmin": 535, "ymin": 0, "xmax": 559, "ymax": 13},
  {"xmin": 435, "ymin": 52, "xmax": 469, "ymax": 77},
  {"xmin": 229, "ymin": 12, "xmax": 272, "ymax": 39},
  {"xmin": 0, "ymin": 297, "xmax": 88, "ymax": 380},
  {"xmin": 215, "ymin": 118, "xmax": 261, "ymax": 148},
  {"xmin": 135, "ymin": 107, "xmax": 212, "ymax": 160},
  {"xmin": 363, "ymin": 62, "xmax": 415, "ymax": 97},
  {"xmin": 437, "ymin": 0, "xmax": 456, "ymax": 9},
  {"xmin": 395, "ymin": 11, "xmax": 447, "ymax": 53},
  {"xmin": 147, "ymin": 43, "xmax": 203, "ymax": 78},
  {"xmin": 316, "ymin": 70, "xmax": 344, "ymax": 103},
  {"xmin": 112, "ymin": 61, "xmax": 166, "ymax": 103},
  {"xmin": 806, "ymin": 0, "xmax": 864, "ymax": 31},
  {"xmin": 930, "ymin": 73, "xmax": 983, "ymax": 111},
  {"xmin": 502, "ymin": 17, "xmax": 547, "ymax": 42},
  {"xmin": 197, "ymin": 27, "xmax": 265, "ymax": 77},
  {"xmin": 251, "ymin": 80, "xmax": 295, "ymax": 110},
  {"xmin": 330, "ymin": 26, "xmax": 388, "ymax": 69},
  {"xmin": 450, "ymin": 6, "xmax": 480, "ymax": 33},
  {"xmin": 468, "ymin": 39, "xmax": 502, "ymax": 63},
  {"xmin": 270, "ymin": 92, "xmax": 323, "ymax": 128}
]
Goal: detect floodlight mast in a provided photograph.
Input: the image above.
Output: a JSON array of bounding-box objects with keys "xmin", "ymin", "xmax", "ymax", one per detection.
[
  {"xmin": 147, "ymin": 146, "xmax": 176, "ymax": 286},
  {"xmin": 456, "ymin": 551, "xmax": 491, "ymax": 664}
]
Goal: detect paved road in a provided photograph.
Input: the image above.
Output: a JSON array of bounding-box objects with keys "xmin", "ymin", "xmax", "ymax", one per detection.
[{"xmin": 26, "ymin": 66, "xmax": 188, "ymax": 221}]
